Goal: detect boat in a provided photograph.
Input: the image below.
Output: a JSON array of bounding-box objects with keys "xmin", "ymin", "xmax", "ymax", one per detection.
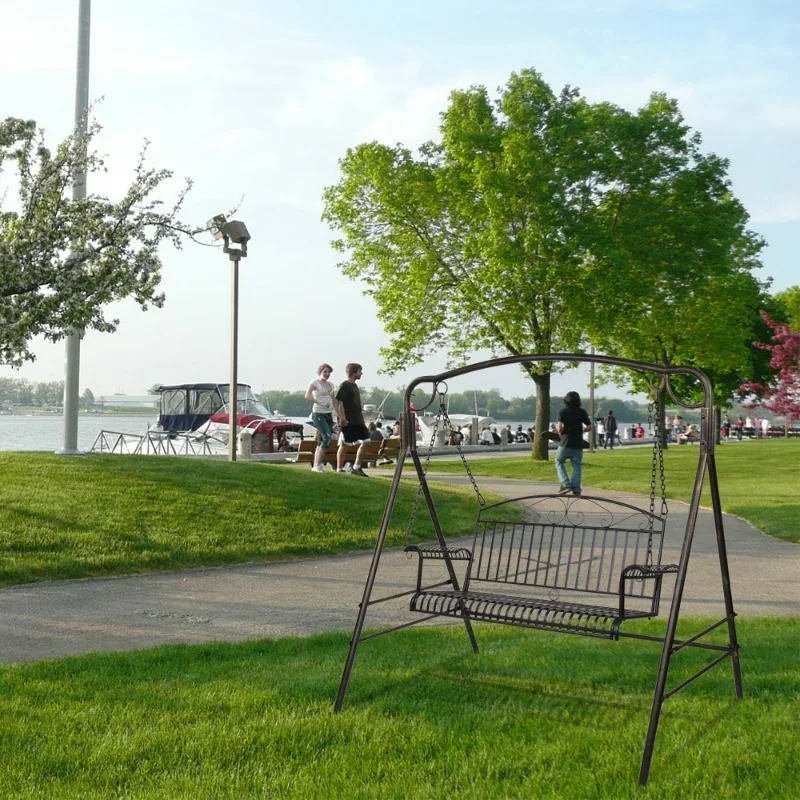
[{"xmin": 153, "ymin": 383, "xmax": 305, "ymax": 453}]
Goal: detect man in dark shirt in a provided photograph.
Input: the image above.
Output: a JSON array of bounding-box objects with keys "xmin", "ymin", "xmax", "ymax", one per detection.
[
  {"xmin": 336, "ymin": 362, "xmax": 371, "ymax": 476},
  {"xmin": 604, "ymin": 409, "xmax": 618, "ymax": 449},
  {"xmin": 555, "ymin": 391, "xmax": 591, "ymax": 496}
]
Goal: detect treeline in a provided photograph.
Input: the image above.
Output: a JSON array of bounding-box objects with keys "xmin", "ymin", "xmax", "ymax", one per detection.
[
  {"xmin": 257, "ymin": 387, "xmax": 666, "ymax": 423},
  {"xmin": 0, "ymin": 378, "xmax": 95, "ymax": 408}
]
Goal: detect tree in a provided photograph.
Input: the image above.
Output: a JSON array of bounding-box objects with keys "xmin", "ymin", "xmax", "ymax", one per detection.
[
  {"xmin": 323, "ymin": 69, "xmax": 762, "ymax": 459},
  {"xmin": 32, "ymin": 380, "xmax": 63, "ymax": 407},
  {"xmin": 0, "ymin": 116, "xmax": 199, "ymax": 368},
  {"xmin": 738, "ymin": 312, "xmax": 800, "ymax": 424},
  {"xmin": 775, "ymin": 286, "xmax": 800, "ymax": 332},
  {"xmin": 81, "ymin": 387, "xmax": 95, "ymax": 409},
  {"xmin": 578, "ymin": 99, "xmax": 766, "ymax": 433}
]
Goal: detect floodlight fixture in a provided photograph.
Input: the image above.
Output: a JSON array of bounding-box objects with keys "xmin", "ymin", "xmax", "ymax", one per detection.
[
  {"xmin": 206, "ymin": 213, "xmax": 228, "ymax": 240},
  {"xmin": 224, "ymin": 220, "xmax": 250, "ymax": 245}
]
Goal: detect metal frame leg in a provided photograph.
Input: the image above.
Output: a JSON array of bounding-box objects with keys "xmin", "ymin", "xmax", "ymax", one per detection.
[
  {"xmin": 334, "ymin": 440, "xmax": 479, "ymax": 713},
  {"xmin": 335, "ymin": 448, "xmax": 408, "ymax": 712},
  {"xmin": 638, "ymin": 452, "xmax": 707, "ymax": 785},
  {"xmin": 706, "ymin": 454, "xmax": 743, "ymax": 699}
]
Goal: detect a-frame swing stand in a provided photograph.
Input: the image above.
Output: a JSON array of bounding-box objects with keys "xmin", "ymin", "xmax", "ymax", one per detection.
[{"xmin": 334, "ymin": 354, "xmax": 743, "ymax": 787}]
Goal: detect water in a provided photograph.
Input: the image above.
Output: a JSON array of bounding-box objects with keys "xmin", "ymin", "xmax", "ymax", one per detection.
[{"xmin": 0, "ymin": 414, "xmax": 155, "ymax": 452}]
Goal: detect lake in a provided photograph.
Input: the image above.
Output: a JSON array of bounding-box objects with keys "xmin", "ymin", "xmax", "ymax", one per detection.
[{"xmin": 0, "ymin": 414, "xmax": 155, "ymax": 452}]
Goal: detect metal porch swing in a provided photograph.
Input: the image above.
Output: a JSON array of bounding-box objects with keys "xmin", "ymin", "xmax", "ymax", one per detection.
[{"xmin": 333, "ymin": 353, "xmax": 743, "ymax": 787}]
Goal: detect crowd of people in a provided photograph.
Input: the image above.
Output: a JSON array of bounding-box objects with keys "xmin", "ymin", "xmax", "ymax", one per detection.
[{"xmin": 720, "ymin": 414, "xmax": 772, "ymax": 441}]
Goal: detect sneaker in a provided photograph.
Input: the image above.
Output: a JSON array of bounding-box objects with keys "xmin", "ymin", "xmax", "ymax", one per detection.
[
  {"xmin": 350, "ymin": 465, "xmax": 368, "ymax": 477},
  {"xmin": 311, "ymin": 465, "xmax": 326, "ymax": 473},
  {"xmin": 336, "ymin": 468, "xmax": 348, "ymax": 474},
  {"xmin": 572, "ymin": 490, "xmax": 582, "ymax": 496},
  {"xmin": 557, "ymin": 486, "xmax": 572, "ymax": 495}
]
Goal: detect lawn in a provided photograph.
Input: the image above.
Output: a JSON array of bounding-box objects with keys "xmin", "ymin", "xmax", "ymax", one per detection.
[
  {"xmin": 0, "ymin": 618, "xmax": 796, "ymax": 799},
  {"xmin": 0, "ymin": 454, "xmax": 520, "ymax": 587},
  {"xmin": 421, "ymin": 439, "xmax": 800, "ymax": 544}
]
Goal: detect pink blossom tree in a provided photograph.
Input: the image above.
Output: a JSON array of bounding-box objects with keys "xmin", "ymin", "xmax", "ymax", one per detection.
[{"xmin": 738, "ymin": 311, "xmax": 800, "ymax": 425}]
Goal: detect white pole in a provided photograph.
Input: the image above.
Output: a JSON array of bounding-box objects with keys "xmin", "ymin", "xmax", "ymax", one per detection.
[
  {"xmin": 57, "ymin": 0, "xmax": 91, "ymax": 456},
  {"xmin": 229, "ymin": 257, "xmax": 239, "ymax": 461}
]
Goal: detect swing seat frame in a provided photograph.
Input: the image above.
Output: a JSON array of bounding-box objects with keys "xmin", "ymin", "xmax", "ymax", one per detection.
[
  {"xmin": 406, "ymin": 492, "xmax": 679, "ymax": 640},
  {"xmin": 333, "ymin": 353, "xmax": 743, "ymax": 787}
]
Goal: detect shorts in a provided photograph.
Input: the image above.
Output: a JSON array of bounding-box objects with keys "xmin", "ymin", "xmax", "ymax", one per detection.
[
  {"xmin": 339, "ymin": 422, "xmax": 371, "ymax": 445},
  {"xmin": 311, "ymin": 412, "xmax": 334, "ymax": 449}
]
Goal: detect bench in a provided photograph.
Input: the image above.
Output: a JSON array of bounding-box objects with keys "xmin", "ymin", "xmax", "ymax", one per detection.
[
  {"xmin": 405, "ymin": 494, "xmax": 677, "ymax": 640},
  {"xmin": 291, "ymin": 438, "xmax": 384, "ymax": 469},
  {"xmin": 288, "ymin": 439, "xmax": 317, "ymax": 464}
]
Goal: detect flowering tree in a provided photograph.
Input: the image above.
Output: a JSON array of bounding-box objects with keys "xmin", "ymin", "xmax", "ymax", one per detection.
[
  {"xmin": 0, "ymin": 116, "xmax": 201, "ymax": 368},
  {"xmin": 738, "ymin": 311, "xmax": 800, "ymax": 423}
]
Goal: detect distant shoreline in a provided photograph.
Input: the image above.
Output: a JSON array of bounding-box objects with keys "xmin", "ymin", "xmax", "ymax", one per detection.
[{"xmin": 1, "ymin": 409, "xmax": 155, "ymax": 417}]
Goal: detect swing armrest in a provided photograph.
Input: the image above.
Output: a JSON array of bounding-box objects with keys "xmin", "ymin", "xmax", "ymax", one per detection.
[
  {"xmin": 618, "ymin": 564, "xmax": 679, "ymax": 617},
  {"xmin": 404, "ymin": 545, "xmax": 473, "ymax": 592},
  {"xmin": 621, "ymin": 564, "xmax": 679, "ymax": 580},
  {"xmin": 403, "ymin": 545, "xmax": 473, "ymax": 561}
]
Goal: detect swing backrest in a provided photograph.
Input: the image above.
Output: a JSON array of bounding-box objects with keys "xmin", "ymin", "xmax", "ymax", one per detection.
[{"xmin": 466, "ymin": 495, "xmax": 666, "ymax": 601}]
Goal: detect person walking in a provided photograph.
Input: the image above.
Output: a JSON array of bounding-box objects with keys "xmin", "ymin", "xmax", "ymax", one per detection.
[
  {"xmin": 336, "ymin": 363, "xmax": 371, "ymax": 476},
  {"xmin": 304, "ymin": 363, "xmax": 337, "ymax": 473},
  {"xmin": 595, "ymin": 417, "xmax": 605, "ymax": 448},
  {"xmin": 555, "ymin": 391, "xmax": 592, "ymax": 496},
  {"xmin": 604, "ymin": 410, "xmax": 618, "ymax": 449}
]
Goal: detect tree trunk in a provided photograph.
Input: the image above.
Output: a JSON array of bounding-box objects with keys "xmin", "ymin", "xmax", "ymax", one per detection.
[
  {"xmin": 531, "ymin": 372, "xmax": 551, "ymax": 461},
  {"xmin": 714, "ymin": 407, "xmax": 721, "ymax": 445}
]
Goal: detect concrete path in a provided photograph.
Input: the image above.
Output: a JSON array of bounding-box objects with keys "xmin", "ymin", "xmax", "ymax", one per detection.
[{"xmin": 0, "ymin": 475, "xmax": 796, "ymax": 664}]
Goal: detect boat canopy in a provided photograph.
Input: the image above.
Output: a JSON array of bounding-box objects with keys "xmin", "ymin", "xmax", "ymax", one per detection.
[{"xmin": 157, "ymin": 383, "xmax": 252, "ymax": 432}]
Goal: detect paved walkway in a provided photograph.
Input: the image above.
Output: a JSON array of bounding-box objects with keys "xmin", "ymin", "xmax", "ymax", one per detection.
[{"xmin": 0, "ymin": 476, "xmax": 796, "ymax": 664}]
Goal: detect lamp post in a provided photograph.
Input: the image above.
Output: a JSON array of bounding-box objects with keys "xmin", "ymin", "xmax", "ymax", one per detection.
[
  {"xmin": 208, "ymin": 215, "xmax": 251, "ymax": 462},
  {"xmin": 57, "ymin": 0, "xmax": 91, "ymax": 456}
]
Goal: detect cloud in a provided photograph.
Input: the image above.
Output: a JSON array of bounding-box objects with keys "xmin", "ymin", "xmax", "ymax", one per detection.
[{"xmin": 749, "ymin": 194, "xmax": 800, "ymax": 224}]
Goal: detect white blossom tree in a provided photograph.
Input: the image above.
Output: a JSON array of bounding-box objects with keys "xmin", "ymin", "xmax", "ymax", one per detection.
[{"xmin": 0, "ymin": 116, "xmax": 202, "ymax": 367}]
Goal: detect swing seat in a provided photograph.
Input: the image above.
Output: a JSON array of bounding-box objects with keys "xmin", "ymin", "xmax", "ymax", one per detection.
[{"xmin": 405, "ymin": 494, "xmax": 678, "ymax": 641}]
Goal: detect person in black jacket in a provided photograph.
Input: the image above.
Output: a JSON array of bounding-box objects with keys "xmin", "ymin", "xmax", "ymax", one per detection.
[
  {"xmin": 604, "ymin": 409, "xmax": 618, "ymax": 449},
  {"xmin": 555, "ymin": 391, "xmax": 592, "ymax": 496}
]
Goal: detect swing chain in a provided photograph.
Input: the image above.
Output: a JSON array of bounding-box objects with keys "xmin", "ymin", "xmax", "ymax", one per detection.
[
  {"xmin": 403, "ymin": 387, "xmax": 486, "ymax": 550},
  {"xmin": 645, "ymin": 388, "xmax": 668, "ymax": 567},
  {"xmin": 440, "ymin": 403, "xmax": 486, "ymax": 508},
  {"xmin": 403, "ymin": 399, "xmax": 441, "ymax": 550}
]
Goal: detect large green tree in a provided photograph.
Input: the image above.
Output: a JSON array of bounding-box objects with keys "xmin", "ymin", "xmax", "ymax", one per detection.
[
  {"xmin": 0, "ymin": 116, "xmax": 199, "ymax": 368},
  {"xmin": 323, "ymin": 69, "xmax": 762, "ymax": 459}
]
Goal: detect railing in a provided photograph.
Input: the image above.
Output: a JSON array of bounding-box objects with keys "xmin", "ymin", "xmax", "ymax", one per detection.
[{"xmin": 90, "ymin": 430, "xmax": 224, "ymax": 456}]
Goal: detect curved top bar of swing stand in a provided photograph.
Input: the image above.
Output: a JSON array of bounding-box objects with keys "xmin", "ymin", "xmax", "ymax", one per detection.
[{"xmin": 401, "ymin": 352, "xmax": 715, "ymax": 455}]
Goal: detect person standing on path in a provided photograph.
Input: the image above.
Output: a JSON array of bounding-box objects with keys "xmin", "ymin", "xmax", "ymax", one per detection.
[
  {"xmin": 604, "ymin": 409, "xmax": 618, "ymax": 449},
  {"xmin": 555, "ymin": 391, "xmax": 592, "ymax": 496},
  {"xmin": 595, "ymin": 417, "xmax": 605, "ymax": 448},
  {"xmin": 336, "ymin": 363, "xmax": 371, "ymax": 477},
  {"xmin": 305, "ymin": 363, "xmax": 337, "ymax": 473}
]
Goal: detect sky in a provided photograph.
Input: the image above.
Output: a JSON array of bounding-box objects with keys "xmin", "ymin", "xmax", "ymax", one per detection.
[{"xmin": 0, "ymin": 0, "xmax": 797, "ymax": 400}]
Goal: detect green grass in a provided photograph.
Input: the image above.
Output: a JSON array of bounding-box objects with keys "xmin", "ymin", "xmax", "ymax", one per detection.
[
  {"xmin": 0, "ymin": 454, "xmax": 520, "ymax": 587},
  {"xmin": 0, "ymin": 618, "xmax": 796, "ymax": 798},
  {"xmin": 422, "ymin": 439, "xmax": 800, "ymax": 544}
]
